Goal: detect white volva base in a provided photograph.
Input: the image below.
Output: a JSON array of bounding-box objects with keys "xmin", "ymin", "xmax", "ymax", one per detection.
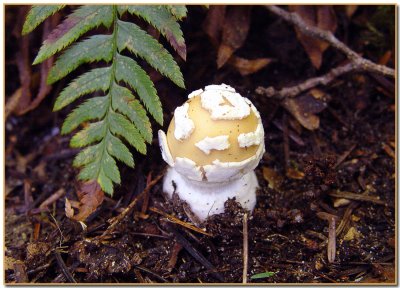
[{"xmin": 163, "ymin": 167, "xmax": 258, "ymax": 221}]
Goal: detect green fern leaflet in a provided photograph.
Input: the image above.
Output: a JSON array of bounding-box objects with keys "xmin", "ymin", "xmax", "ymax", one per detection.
[{"xmin": 23, "ymin": 5, "xmax": 186, "ymax": 195}]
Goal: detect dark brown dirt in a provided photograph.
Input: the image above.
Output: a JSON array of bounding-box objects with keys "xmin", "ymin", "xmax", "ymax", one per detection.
[{"xmin": 5, "ymin": 5, "xmax": 396, "ymax": 284}]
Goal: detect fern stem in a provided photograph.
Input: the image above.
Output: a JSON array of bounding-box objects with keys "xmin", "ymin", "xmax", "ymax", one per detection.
[{"xmin": 94, "ymin": 5, "xmax": 118, "ymax": 181}]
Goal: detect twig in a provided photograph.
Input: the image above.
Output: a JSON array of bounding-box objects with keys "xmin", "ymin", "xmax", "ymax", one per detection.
[
  {"xmin": 38, "ymin": 188, "xmax": 65, "ymax": 210},
  {"xmin": 166, "ymin": 223, "xmax": 225, "ymax": 282},
  {"xmin": 257, "ymin": 62, "xmax": 357, "ymax": 100},
  {"xmin": 100, "ymin": 172, "xmax": 164, "ymax": 238},
  {"xmin": 133, "ymin": 265, "xmax": 169, "ymax": 283},
  {"xmin": 242, "ymin": 212, "xmax": 249, "ymax": 284},
  {"xmin": 54, "ymin": 251, "xmax": 76, "ymax": 283},
  {"xmin": 334, "ymin": 143, "xmax": 357, "ymax": 169},
  {"xmin": 329, "ymin": 191, "xmax": 388, "ymax": 206},
  {"xmin": 141, "ymin": 172, "xmax": 153, "ymax": 215},
  {"xmin": 266, "ymin": 5, "xmax": 395, "ymax": 76},
  {"xmin": 27, "ymin": 262, "xmax": 52, "ymax": 275},
  {"xmin": 167, "ymin": 242, "xmax": 183, "ymax": 271},
  {"xmin": 282, "ymin": 113, "xmax": 290, "ymax": 170},
  {"xmin": 149, "ymin": 206, "xmax": 213, "ymax": 237},
  {"xmin": 257, "ymin": 5, "xmax": 395, "ymax": 100}
]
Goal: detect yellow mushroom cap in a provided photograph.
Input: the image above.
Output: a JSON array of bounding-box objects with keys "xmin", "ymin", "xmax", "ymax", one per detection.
[
  {"xmin": 159, "ymin": 84, "xmax": 265, "ymax": 183},
  {"xmin": 167, "ymin": 95, "xmax": 260, "ymax": 166}
]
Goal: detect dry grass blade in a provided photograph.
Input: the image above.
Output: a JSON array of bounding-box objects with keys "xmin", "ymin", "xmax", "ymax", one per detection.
[
  {"xmin": 329, "ymin": 191, "xmax": 388, "ymax": 206},
  {"xmin": 317, "ymin": 212, "xmax": 339, "ymax": 263},
  {"xmin": 149, "ymin": 207, "xmax": 213, "ymax": 237},
  {"xmin": 39, "ymin": 188, "xmax": 65, "ymax": 210},
  {"xmin": 334, "ymin": 144, "xmax": 357, "ymax": 168},
  {"xmin": 327, "ymin": 217, "xmax": 337, "ymax": 263},
  {"xmin": 336, "ymin": 202, "xmax": 358, "ymax": 236}
]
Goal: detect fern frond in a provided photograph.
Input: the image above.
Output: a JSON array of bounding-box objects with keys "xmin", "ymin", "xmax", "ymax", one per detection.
[
  {"xmin": 111, "ymin": 84, "xmax": 152, "ymax": 143},
  {"xmin": 48, "ymin": 35, "xmax": 113, "ymax": 84},
  {"xmin": 73, "ymin": 143, "xmax": 102, "ymax": 167},
  {"xmin": 117, "ymin": 20, "xmax": 184, "ymax": 88},
  {"xmin": 33, "ymin": 5, "xmax": 113, "ymax": 64},
  {"xmin": 166, "ymin": 5, "xmax": 188, "ymax": 20},
  {"xmin": 78, "ymin": 159, "xmax": 100, "ymax": 181},
  {"xmin": 54, "ymin": 67, "xmax": 111, "ymax": 111},
  {"xmin": 107, "ymin": 134, "xmax": 134, "ymax": 168},
  {"xmin": 109, "ymin": 111, "xmax": 146, "ymax": 155},
  {"xmin": 102, "ymin": 151, "xmax": 121, "ymax": 184},
  {"xmin": 24, "ymin": 4, "xmax": 187, "ymax": 195},
  {"xmin": 70, "ymin": 121, "xmax": 107, "ymax": 148},
  {"xmin": 61, "ymin": 96, "xmax": 109, "ymax": 134},
  {"xmin": 97, "ymin": 168, "xmax": 113, "ymax": 195},
  {"xmin": 22, "ymin": 5, "xmax": 66, "ymax": 35},
  {"xmin": 115, "ymin": 54, "xmax": 163, "ymax": 125},
  {"xmin": 121, "ymin": 5, "xmax": 186, "ymax": 60}
]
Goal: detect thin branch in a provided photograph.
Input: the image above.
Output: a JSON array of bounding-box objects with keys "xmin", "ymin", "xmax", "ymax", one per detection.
[
  {"xmin": 99, "ymin": 171, "xmax": 165, "ymax": 239},
  {"xmin": 257, "ymin": 5, "xmax": 395, "ymax": 100},
  {"xmin": 329, "ymin": 190, "xmax": 389, "ymax": 207},
  {"xmin": 257, "ymin": 62, "xmax": 356, "ymax": 100},
  {"xmin": 54, "ymin": 251, "xmax": 76, "ymax": 283},
  {"xmin": 266, "ymin": 5, "xmax": 394, "ymax": 77},
  {"xmin": 242, "ymin": 212, "xmax": 249, "ymax": 284}
]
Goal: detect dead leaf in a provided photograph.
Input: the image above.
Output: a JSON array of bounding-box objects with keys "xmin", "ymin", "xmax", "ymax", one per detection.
[
  {"xmin": 343, "ymin": 226, "xmax": 360, "ymax": 241},
  {"xmin": 345, "ymin": 5, "xmax": 358, "ymax": 18},
  {"xmin": 333, "ymin": 198, "xmax": 351, "ymax": 208},
  {"xmin": 286, "ymin": 167, "xmax": 305, "ymax": 180},
  {"xmin": 290, "ymin": 5, "xmax": 337, "ymax": 69},
  {"xmin": 203, "ymin": 5, "xmax": 226, "ymax": 47},
  {"xmin": 15, "ymin": 7, "xmax": 32, "ymax": 114},
  {"xmin": 9, "ymin": 8, "xmax": 60, "ymax": 117},
  {"xmin": 282, "ymin": 89, "xmax": 330, "ymax": 130},
  {"xmin": 378, "ymin": 50, "xmax": 392, "ymax": 66},
  {"xmin": 13, "ymin": 262, "xmax": 28, "ymax": 283},
  {"xmin": 26, "ymin": 242, "xmax": 52, "ymax": 262},
  {"xmin": 33, "ymin": 161, "xmax": 47, "ymax": 180},
  {"xmin": 382, "ymin": 143, "xmax": 395, "ymax": 158},
  {"xmin": 262, "ymin": 167, "xmax": 283, "ymax": 189},
  {"xmin": 19, "ymin": 12, "xmax": 59, "ymax": 114},
  {"xmin": 5, "ymin": 88, "xmax": 23, "ymax": 119},
  {"xmin": 217, "ymin": 6, "xmax": 252, "ymax": 68},
  {"xmin": 387, "ymin": 237, "xmax": 395, "ymax": 248},
  {"xmin": 5, "ymin": 256, "xmax": 23, "ymax": 271},
  {"xmin": 228, "ymin": 56, "xmax": 273, "ymax": 76},
  {"xmin": 65, "ymin": 198, "xmax": 74, "ymax": 219},
  {"xmin": 16, "ymin": 151, "xmax": 37, "ymax": 174},
  {"xmin": 69, "ymin": 181, "xmax": 104, "ymax": 222}
]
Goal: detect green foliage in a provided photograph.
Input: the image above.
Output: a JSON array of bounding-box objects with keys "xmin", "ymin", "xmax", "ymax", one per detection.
[
  {"xmin": 166, "ymin": 5, "xmax": 188, "ymax": 20},
  {"xmin": 24, "ymin": 5, "xmax": 186, "ymax": 195},
  {"xmin": 250, "ymin": 271, "xmax": 276, "ymax": 280},
  {"xmin": 22, "ymin": 5, "xmax": 66, "ymax": 35},
  {"xmin": 119, "ymin": 5, "xmax": 186, "ymax": 60}
]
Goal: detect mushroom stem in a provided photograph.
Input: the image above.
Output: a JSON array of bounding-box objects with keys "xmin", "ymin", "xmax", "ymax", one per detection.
[{"xmin": 163, "ymin": 167, "xmax": 258, "ymax": 221}]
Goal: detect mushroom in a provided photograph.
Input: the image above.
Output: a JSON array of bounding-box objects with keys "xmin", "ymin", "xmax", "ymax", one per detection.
[{"xmin": 158, "ymin": 84, "xmax": 265, "ymax": 221}]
